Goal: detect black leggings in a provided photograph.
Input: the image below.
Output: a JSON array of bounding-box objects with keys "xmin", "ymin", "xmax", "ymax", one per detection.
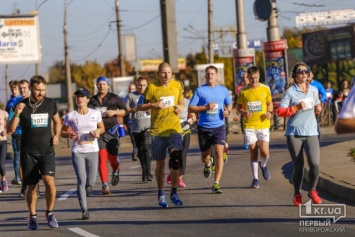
[{"xmin": 0, "ymin": 140, "xmax": 7, "ymax": 177}]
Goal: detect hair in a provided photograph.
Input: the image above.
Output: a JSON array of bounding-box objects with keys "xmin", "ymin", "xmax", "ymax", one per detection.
[
  {"xmin": 177, "ymin": 80, "xmax": 185, "ymax": 92},
  {"xmin": 205, "ymin": 65, "xmax": 218, "ymax": 73},
  {"xmin": 246, "ymin": 66, "xmax": 259, "ymax": 76},
  {"xmin": 158, "ymin": 62, "xmax": 171, "ymax": 72},
  {"xmin": 9, "ymin": 80, "xmax": 19, "ymax": 89},
  {"xmin": 30, "ymin": 75, "xmax": 47, "ymax": 87},
  {"xmin": 19, "ymin": 79, "xmax": 29, "ymax": 85},
  {"xmin": 137, "ymin": 76, "xmax": 147, "ymax": 83},
  {"xmin": 291, "ymin": 62, "xmax": 310, "ymax": 79}
]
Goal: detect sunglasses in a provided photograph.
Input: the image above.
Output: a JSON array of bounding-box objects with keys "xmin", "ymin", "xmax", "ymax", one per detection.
[{"xmin": 296, "ymin": 69, "xmax": 309, "ymax": 74}]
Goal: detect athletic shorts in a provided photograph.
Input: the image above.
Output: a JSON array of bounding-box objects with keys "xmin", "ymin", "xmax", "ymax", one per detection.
[
  {"xmin": 197, "ymin": 125, "xmax": 226, "ymax": 152},
  {"xmin": 149, "ymin": 133, "xmax": 183, "ymax": 161},
  {"xmin": 21, "ymin": 151, "xmax": 56, "ymax": 185},
  {"xmin": 98, "ymin": 132, "xmax": 120, "ymax": 156},
  {"xmin": 244, "ymin": 128, "xmax": 270, "ymax": 145}
]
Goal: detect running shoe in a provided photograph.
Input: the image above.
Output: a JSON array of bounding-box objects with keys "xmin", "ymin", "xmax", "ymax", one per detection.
[
  {"xmin": 170, "ymin": 193, "xmax": 183, "ymax": 205},
  {"xmin": 46, "ymin": 213, "xmax": 59, "ymax": 228},
  {"xmin": 0, "ymin": 186, "xmax": 2, "ymax": 193},
  {"xmin": 166, "ymin": 174, "xmax": 172, "ymax": 184},
  {"xmin": 28, "ymin": 216, "xmax": 38, "ymax": 230},
  {"xmin": 11, "ymin": 179, "xmax": 22, "ymax": 185},
  {"xmin": 82, "ymin": 210, "xmax": 90, "ymax": 220},
  {"xmin": 1, "ymin": 180, "xmax": 8, "ymax": 192},
  {"xmin": 212, "ymin": 183, "xmax": 222, "ymax": 194},
  {"xmin": 203, "ymin": 157, "xmax": 213, "ymax": 178},
  {"xmin": 19, "ymin": 186, "xmax": 26, "ymax": 197},
  {"xmin": 212, "ymin": 164, "xmax": 215, "ymax": 174},
  {"xmin": 111, "ymin": 172, "xmax": 119, "ymax": 186},
  {"xmin": 147, "ymin": 174, "xmax": 153, "ymax": 182},
  {"xmin": 178, "ymin": 178, "xmax": 186, "ymax": 188},
  {"xmin": 223, "ymin": 152, "xmax": 228, "ymax": 164},
  {"xmin": 308, "ymin": 190, "xmax": 322, "ymax": 204},
  {"xmin": 259, "ymin": 162, "xmax": 271, "ymax": 180},
  {"xmin": 293, "ymin": 194, "xmax": 302, "ymax": 206},
  {"xmin": 86, "ymin": 185, "xmax": 92, "ymax": 197},
  {"xmin": 158, "ymin": 192, "xmax": 168, "ymax": 208},
  {"xmin": 102, "ymin": 184, "xmax": 110, "ymax": 195},
  {"xmin": 250, "ymin": 179, "xmax": 259, "ymax": 189}
]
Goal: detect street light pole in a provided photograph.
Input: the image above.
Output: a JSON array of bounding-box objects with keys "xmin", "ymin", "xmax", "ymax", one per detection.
[
  {"xmin": 208, "ymin": 0, "xmax": 214, "ymax": 63},
  {"xmin": 64, "ymin": 1, "xmax": 74, "ymax": 112},
  {"xmin": 115, "ymin": 0, "xmax": 126, "ymax": 77}
]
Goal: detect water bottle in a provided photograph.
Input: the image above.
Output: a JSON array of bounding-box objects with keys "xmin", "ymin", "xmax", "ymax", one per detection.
[
  {"xmin": 244, "ymin": 144, "xmax": 249, "ymax": 150},
  {"xmin": 118, "ymin": 124, "xmax": 125, "ymax": 138}
]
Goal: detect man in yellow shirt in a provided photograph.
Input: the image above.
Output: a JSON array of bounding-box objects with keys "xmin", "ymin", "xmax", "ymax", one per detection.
[
  {"xmin": 237, "ymin": 66, "xmax": 273, "ymax": 189},
  {"xmin": 140, "ymin": 62, "xmax": 184, "ymax": 207}
]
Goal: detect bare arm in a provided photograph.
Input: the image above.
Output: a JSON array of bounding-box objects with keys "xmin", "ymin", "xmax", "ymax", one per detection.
[
  {"xmin": 52, "ymin": 113, "xmax": 61, "ymax": 146},
  {"xmin": 335, "ymin": 118, "xmax": 355, "ymax": 134},
  {"xmin": 7, "ymin": 103, "xmax": 25, "ymax": 134}
]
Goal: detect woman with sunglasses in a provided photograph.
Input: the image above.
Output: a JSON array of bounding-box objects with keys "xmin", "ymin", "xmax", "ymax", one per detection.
[
  {"xmin": 61, "ymin": 88, "xmax": 104, "ymax": 220},
  {"xmin": 277, "ymin": 62, "xmax": 322, "ymax": 206}
]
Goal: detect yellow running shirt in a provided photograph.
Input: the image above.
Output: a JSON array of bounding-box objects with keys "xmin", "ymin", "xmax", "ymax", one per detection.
[{"xmin": 237, "ymin": 83, "xmax": 272, "ymax": 129}]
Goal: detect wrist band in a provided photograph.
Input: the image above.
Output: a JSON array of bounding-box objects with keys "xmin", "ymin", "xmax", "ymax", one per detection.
[
  {"xmin": 14, "ymin": 113, "xmax": 20, "ymax": 117},
  {"xmin": 133, "ymin": 108, "xmax": 137, "ymax": 113}
]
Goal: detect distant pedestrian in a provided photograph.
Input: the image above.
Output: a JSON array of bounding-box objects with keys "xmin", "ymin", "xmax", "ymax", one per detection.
[
  {"xmin": 189, "ymin": 65, "xmax": 232, "ymax": 193},
  {"xmin": 0, "ymin": 109, "xmax": 9, "ymax": 193},
  {"xmin": 61, "ymin": 88, "xmax": 105, "ymax": 220},
  {"xmin": 237, "ymin": 66, "xmax": 273, "ymax": 189},
  {"xmin": 335, "ymin": 86, "xmax": 355, "ymax": 133},
  {"xmin": 277, "ymin": 62, "xmax": 323, "ymax": 206},
  {"xmin": 7, "ymin": 75, "xmax": 61, "ymax": 230}
]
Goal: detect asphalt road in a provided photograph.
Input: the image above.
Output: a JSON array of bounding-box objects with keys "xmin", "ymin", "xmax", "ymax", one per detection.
[{"xmin": 0, "ymin": 131, "xmax": 354, "ymax": 237}]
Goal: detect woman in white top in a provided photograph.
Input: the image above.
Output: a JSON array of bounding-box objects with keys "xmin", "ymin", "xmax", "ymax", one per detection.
[{"xmin": 61, "ymin": 88, "xmax": 104, "ymax": 220}]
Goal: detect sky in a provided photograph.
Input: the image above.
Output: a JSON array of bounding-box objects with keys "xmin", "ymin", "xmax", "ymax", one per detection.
[{"xmin": 0, "ymin": 0, "xmax": 354, "ymax": 104}]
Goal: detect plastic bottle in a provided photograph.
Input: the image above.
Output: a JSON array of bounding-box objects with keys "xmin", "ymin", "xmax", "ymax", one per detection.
[{"xmin": 118, "ymin": 124, "xmax": 125, "ymax": 137}]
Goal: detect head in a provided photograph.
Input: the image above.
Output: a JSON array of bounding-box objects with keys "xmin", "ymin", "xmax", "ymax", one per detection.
[
  {"xmin": 204, "ymin": 65, "xmax": 218, "ymax": 85},
  {"xmin": 177, "ymin": 80, "xmax": 185, "ymax": 93},
  {"xmin": 307, "ymin": 71, "xmax": 314, "ymax": 83},
  {"xmin": 9, "ymin": 80, "xmax": 20, "ymax": 97},
  {"xmin": 291, "ymin": 62, "xmax": 310, "ymax": 84},
  {"xmin": 30, "ymin": 75, "xmax": 47, "ymax": 102},
  {"xmin": 128, "ymin": 83, "xmax": 137, "ymax": 93},
  {"xmin": 96, "ymin": 76, "xmax": 110, "ymax": 95},
  {"xmin": 19, "ymin": 79, "xmax": 30, "ymax": 98},
  {"xmin": 325, "ymin": 81, "xmax": 332, "ymax": 89},
  {"xmin": 247, "ymin": 66, "xmax": 260, "ymax": 88},
  {"xmin": 74, "ymin": 88, "xmax": 90, "ymax": 108},
  {"xmin": 242, "ymin": 72, "xmax": 249, "ymax": 85},
  {"xmin": 342, "ymin": 80, "xmax": 349, "ymax": 89},
  {"xmin": 136, "ymin": 77, "xmax": 148, "ymax": 94},
  {"xmin": 158, "ymin": 62, "xmax": 172, "ymax": 85}
]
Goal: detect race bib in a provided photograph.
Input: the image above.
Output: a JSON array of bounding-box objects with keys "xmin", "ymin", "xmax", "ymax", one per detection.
[
  {"xmin": 299, "ymin": 97, "xmax": 314, "ymax": 111},
  {"xmin": 207, "ymin": 104, "xmax": 219, "ymax": 114},
  {"xmin": 31, "ymin": 113, "xmax": 49, "ymax": 128},
  {"xmin": 134, "ymin": 112, "xmax": 151, "ymax": 119},
  {"xmin": 247, "ymin": 101, "xmax": 262, "ymax": 112},
  {"xmin": 160, "ymin": 96, "xmax": 175, "ymax": 108}
]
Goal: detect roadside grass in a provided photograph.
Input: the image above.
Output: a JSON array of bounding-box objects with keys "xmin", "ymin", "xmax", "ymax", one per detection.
[{"xmin": 349, "ymin": 148, "xmax": 355, "ymax": 161}]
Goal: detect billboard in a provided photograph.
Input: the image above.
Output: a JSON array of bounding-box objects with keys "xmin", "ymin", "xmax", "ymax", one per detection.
[
  {"xmin": 302, "ymin": 25, "xmax": 355, "ymax": 65},
  {"xmin": 0, "ymin": 14, "xmax": 41, "ymax": 64},
  {"xmin": 194, "ymin": 63, "xmax": 224, "ymax": 87},
  {"xmin": 139, "ymin": 58, "xmax": 186, "ymax": 72},
  {"xmin": 233, "ymin": 48, "xmax": 255, "ymax": 94},
  {"xmin": 296, "ymin": 9, "xmax": 355, "ymax": 27}
]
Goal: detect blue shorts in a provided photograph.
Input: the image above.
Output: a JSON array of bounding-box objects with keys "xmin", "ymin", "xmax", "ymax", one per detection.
[
  {"xmin": 197, "ymin": 125, "xmax": 226, "ymax": 152},
  {"xmin": 149, "ymin": 133, "xmax": 183, "ymax": 161}
]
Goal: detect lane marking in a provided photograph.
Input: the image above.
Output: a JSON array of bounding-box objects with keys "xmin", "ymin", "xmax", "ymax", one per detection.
[
  {"xmin": 129, "ymin": 165, "xmax": 141, "ymax": 169},
  {"xmin": 58, "ymin": 188, "xmax": 76, "ymax": 201},
  {"xmin": 69, "ymin": 227, "xmax": 100, "ymax": 237}
]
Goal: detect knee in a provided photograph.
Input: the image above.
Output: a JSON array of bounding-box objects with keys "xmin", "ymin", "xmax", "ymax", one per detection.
[{"xmin": 169, "ymin": 150, "xmax": 182, "ymax": 170}]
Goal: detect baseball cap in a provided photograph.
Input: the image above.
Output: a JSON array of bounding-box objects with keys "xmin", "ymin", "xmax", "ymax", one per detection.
[
  {"xmin": 96, "ymin": 76, "xmax": 110, "ymax": 85},
  {"xmin": 74, "ymin": 88, "xmax": 90, "ymax": 98}
]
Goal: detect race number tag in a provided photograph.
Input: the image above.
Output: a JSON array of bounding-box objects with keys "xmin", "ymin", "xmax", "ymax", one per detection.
[
  {"xmin": 299, "ymin": 97, "xmax": 314, "ymax": 111},
  {"xmin": 31, "ymin": 113, "xmax": 49, "ymax": 128},
  {"xmin": 160, "ymin": 96, "xmax": 175, "ymax": 108},
  {"xmin": 247, "ymin": 101, "xmax": 262, "ymax": 112},
  {"xmin": 207, "ymin": 104, "xmax": 219, "ymax": 114},
  {"xmin": 134, "ymin": 112, "xmax": 151, "ymax": 119}
]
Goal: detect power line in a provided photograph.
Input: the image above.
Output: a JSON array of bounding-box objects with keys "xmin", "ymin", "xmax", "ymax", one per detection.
[{"xmin": 123, "ymin": 15, "xmax": 160, "ymax": 31}]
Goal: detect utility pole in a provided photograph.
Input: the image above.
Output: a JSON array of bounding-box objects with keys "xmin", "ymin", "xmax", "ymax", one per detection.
[
  {"xmin": 267, "ymin": 0, "xmax": 280, "ymax": 41},
  {"xmin": 64, "ymin": 1, "xmax": 74, "ymax": 112},
  {"xmin": 208, "ymin": 0, "xmax": 214, "ymax": 63},
  {"xmin": 159, "ymin": 0, "xmax": 179, "ymax": 73},
  {"xmin": 235, "ymin": 0, "xmax": 247, "ymax": 49},
  {"xmin": 115, "ymin": 0, "xmax": 126, "ymax": 77}
]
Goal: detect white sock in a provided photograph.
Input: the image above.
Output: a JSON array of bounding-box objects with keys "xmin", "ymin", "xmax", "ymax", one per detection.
[
  {"xmin": 260, "ymin": 157, "xmax": 269, "ymax": 168},
  {"xmin": 250, "ymin": 161, "xmax": 259, "ymax": 180}
]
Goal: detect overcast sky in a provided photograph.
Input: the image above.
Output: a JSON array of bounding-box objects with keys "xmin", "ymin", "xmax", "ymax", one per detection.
[{"xmin": 0, "ymin": 0, "xmax": 354, "ymax": 104}]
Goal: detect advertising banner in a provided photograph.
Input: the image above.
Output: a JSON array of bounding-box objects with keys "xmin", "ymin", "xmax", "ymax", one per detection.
[
  {"xmin": 139, "ymin": 58, "xmax": 186, "ymax": 72},
  {"xmin": 233, "ymin": 48, "xmax": 255, "ymax": 95},
  {"xmin": 0, "ymin": 14, "xmax": 41, "ymax": 64}
]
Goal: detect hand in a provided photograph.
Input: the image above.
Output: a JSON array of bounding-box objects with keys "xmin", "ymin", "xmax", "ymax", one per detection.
[
  {"xmin": 244, "ymin": 111, "xmax": 252, "ymax": 118},
  {"xmin": 315, "ymin": 104, "xmax": 322, "ymax": 114},
  {"xmin": 15, "ymin": 103, "xmax": 26, "ymax": 115},
  {"xmin": 53, "ymin": 136, "xmax": 59, "ymax": 146},
  {"xmin": 265, "ymin": 111, "xmax": 273, "ymax": 120},
  {"xmin": 223, "ymin": 108, "xmax": 229, "ymax": 118},
  {"xmin": 155, "ymin": 100, "xmax": 165, "ymax": 109},
  {"xmin": 187, "ymin": 118, "xmax": 193, "ymax": 125},
  {"xmin": 173, "ymin": 105, "xmax": 183, "ymax": 114},
  {"xmin": 90, "ymin": 129, "xmax": 100, "ymax": 138},
  {"xmin": 105, "ymin": 110, "xmax": 117, "ymax": 117},
  {"xmin": 297, "ymin": 101, "xmax": 306, "ymax": 110}
]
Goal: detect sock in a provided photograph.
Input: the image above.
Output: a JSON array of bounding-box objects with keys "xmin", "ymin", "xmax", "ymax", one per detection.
[
  {"xmin": 171, "ymin": 187, "xmax": 177, "ymax": 195},
  {"xmin": 260, "ymin": 157, "xmax": 269, "ymax": 168},
  {"xmin": 30, "ymin": 214, "xmax": 37, "ymax": 218},
  {"xmin": 158, "ymin": 190, "xmax": 164, "ymax": 196},
  {"xmin": 250, "ymin": 161, "xmax": 259, "ymax": 180},
  {"xmin": 214, "ymin": 182, "xmax": 219, "ymax": 185}
]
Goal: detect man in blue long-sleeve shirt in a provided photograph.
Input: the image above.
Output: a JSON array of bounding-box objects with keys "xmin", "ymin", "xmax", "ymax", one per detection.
[{"xmin": 308, "ymin": 71, "xmax": 326, "ymax": 138}]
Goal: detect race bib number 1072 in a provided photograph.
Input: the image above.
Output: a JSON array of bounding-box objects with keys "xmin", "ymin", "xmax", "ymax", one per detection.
[{"xmin": 31, "ymin": 113, "xmax": 49, "ymax": 128}]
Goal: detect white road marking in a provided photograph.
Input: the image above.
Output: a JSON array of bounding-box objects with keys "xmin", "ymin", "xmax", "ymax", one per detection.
[
  {"xmin": 129, "ymin": 165, "xmax": 141, "ymax": 169},
  {"xmin": 68, "ymin": 227, "xmax": 100, "ymax": 237},
  {"xmin": 58, "ymin": 188, "xmax": 76, "ymax": 201}
]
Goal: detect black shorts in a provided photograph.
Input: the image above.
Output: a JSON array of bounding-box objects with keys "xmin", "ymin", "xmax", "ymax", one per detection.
[
  {"xmin": 197, "ymin": 125, "xmax": 226, "ymax": 152},
  {"xmin": 21, "ymin": 151, "xmax": 56, "ymax": 185},
  {"xmin": 98, "ymin": 132, "xmax": 120, "ymax": 156}
]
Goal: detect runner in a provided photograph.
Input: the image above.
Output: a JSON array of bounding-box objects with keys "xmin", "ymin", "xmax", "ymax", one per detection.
[{"xmin": 0, "ymin": 109, "xmax": 9, "ymax": 193}]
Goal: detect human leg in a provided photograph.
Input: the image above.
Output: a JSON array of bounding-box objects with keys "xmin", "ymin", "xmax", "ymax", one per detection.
[
  {"xmin": 11, "ymin": 135, "xmax": 21, "ymax": 183},
  {"xmin": 286, "ymin": 136, "xmax": 305, "ymax": 195},
  {"xmin": 107, "ymin": 135, "xmax": 120, "ymax": 186},
  {"xmin": 72, "ymin": 152, "xmax": 88, "ymax": 211},
  {"xmin": 133, "ymin": 132, "xmax": 147, "ymax": 181},
  {"xmin": 167, "ymin": 134, "xmax": 183, "ymax": 205}
]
